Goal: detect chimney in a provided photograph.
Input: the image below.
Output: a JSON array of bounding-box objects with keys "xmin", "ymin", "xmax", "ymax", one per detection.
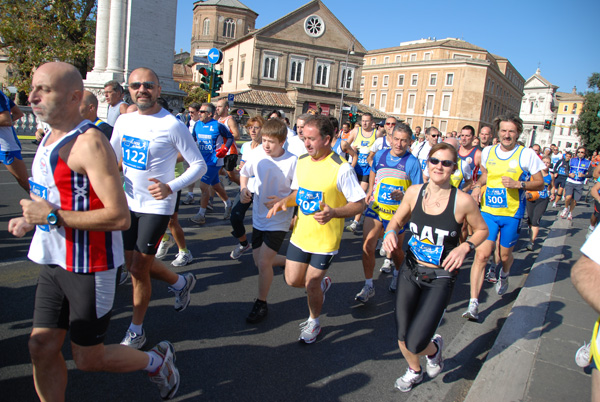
[{"xmin": 572, "ymin": 86, "xmax": 577, "ymax": 94}]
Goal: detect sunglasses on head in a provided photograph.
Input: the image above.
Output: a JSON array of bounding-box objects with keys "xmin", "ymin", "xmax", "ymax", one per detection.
[
  {"xmin": 428, "ymin": 157, "xmax": 455, "ymax": 167},
  {"xmin": 129, "ymin": 81, "xmax": 156, "ymax": 90}
]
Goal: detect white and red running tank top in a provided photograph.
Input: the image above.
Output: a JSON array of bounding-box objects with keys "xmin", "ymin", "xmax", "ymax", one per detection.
[
  {"xmin": 218, "ymin": 115, "xmax": 238, "ymax": 155},
  {"xmin": 28, "ymin": 121, "xmax": 124, "ymax": 273}
]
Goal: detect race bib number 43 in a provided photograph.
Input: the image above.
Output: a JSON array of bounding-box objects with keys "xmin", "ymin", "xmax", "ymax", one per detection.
[
  {"xmin": 486, "ymin": 187, "xmax": 508, "ymax": 208},
  {"xmin": 122, "ymin": 135, "xmax": 149, "ymax": 170},
  {"xmin": 297, "ymin": 187, "xmax": 323, "ymax": 215},
  {"xmin": 377, "ymin": 183, "xmax": 402, "ymax": 205}
]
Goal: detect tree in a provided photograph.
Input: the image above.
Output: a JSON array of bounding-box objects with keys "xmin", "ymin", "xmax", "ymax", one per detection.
[
  {"xmin": 577, "ymin": 73, "xmax": 600, "ymax": 152},
  {"xmin": 179, "ymin": 82, "xmax": 209, "ymax": 106},
  {"xmin": 0, "ymin": 0, "xmax": 96, "ymax": 99}
]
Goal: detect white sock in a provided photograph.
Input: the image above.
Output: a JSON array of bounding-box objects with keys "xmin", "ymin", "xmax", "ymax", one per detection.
[
  {"xmin": 469, "ymin": 298, "xmax": 479, "ymax": 306},
  {"xmin": 129, "ymin": 323, "xmax": 143, "ymax": 335},
  {"xmin": 500, "ymin": 270, "xmax": 509, "ymax": 279},
  {"xmin": 171, "ymin": 274, "xmax": 186, "ymax": 291},
  {"xmin": 365, "ymin": 278, "xmax": 374, "ymax": 287},
  {"xmin": 187, "ymin": 192, "xmax": 194, "ymax": 197},
  {"xmin": 144, "ymin": 350, "xmax": 163, "ymax": 373},
  {"xmin": 307, "ymin": 316, "xmax": 319, "ymax": 326},
  {"xmin": 198, "ymin": 207, "xmax": 207, "ymax": 216}
]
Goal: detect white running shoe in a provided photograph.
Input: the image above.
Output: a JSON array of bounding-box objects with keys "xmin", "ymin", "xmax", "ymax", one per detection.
[
  {"xmin": 462, "ymin": 300, "xmax": 479, "ymax": 321},
  {"xmin": 395, "ymin": 367, "xmax": 423, "ymax": 392},
  {"xmin": 171, "ymin": 250, "xmax": 193, "ymax": 267},
  {"xmin": 190, "ymin": 212, "xmax": 206, "ymax": 224},
  {"xmin": 156, "ymin": 236, "xmax": 175, "ymax": 260},
  {"xmin": 345, "ymin": 220, "xmax": 358, "ymax": 232},
  {"xmin": 426, "ymin": 334, "xmax": 444, "ymax": 378},
  {"xmin": 567, "ymin": 212, "xmax": 573, "ymax": 221},
  {"xmin": 380, "ymin": 258, "xmax": 392, "ymax": 273},
  {"xmin": 496, "ymin": 274, "xmax": 509, "ymax": 295},
  {"xmin": 148, "ymin": 341, "xmax": 180, "ymax": 400},
  {"xmin": 355, "ymin": 284, "xmax": 375, "ymax": 303},
  {"xmin": 120, "ymin": 329, "xmax": 147, "ymax": 349},
  {"xmin": 485, "ymin": 265, "xmax": 497, "ymax": 283},
  {"xmin": 560, "ymin": 208, "xmax": 569, "ymax": 219},
  {"xmin": 170, "ymin": 273, "xmax": 197, "ymax": 312},
  {"xmin": 576, "ymin": 342, "xmax": 592, "ymax": 368},
  {"xmin": 181, "ymin": 193, "xmax": 194, "ymax": 205},
  {"xmin": 223, "ymin": 203, "xmax": 232, "ymax": 220},
  {"xmin": 298, "ymin": 320, "xmax": 321, "ymax": 344},
  {"xmin": 230, "ymin": 243, "xmax": 251, "ymax": 259}
]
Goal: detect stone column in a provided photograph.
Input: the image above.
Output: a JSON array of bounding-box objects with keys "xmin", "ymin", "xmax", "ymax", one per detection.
[
  {"xmin": 106, "ymin": 0, "xmax": 127, "ymax": 73},
  {"xmin": 91, "ymin": 0, "xmax": 110, "ymax": 72}
]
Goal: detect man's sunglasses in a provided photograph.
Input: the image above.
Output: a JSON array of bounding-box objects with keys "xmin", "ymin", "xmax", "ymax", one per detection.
[
  {"xmin": 129, "ymin": 81, "xmax": 156, "ymax": 90},
  {"xmin": 428, "ymin": 157, "xmax": 455, "ymax": 167}
]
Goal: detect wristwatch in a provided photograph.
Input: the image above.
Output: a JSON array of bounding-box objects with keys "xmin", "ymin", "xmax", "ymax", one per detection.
[
  {"xmin": 47, "ymin": 209, "xmax": 59, "ymax": 226},
  {"xmin": 465, "ymin": 241, "xmax": 476, "ymax": 254},
  {"xmin": 520, "ymin": 181, "xmax": 526, "ymax": 189}
]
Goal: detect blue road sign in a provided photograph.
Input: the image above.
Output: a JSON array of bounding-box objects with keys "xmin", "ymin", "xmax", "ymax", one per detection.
[
  {"xmin": 208, "ymin": 48, "xmax": 223, "ymax": 64},
  {"xmin": 228, "ymin": 94, "xmax": 234, "ymax": 102}
]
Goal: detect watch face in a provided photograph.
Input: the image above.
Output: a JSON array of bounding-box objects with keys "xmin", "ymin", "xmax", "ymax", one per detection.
[{"xmin": 47, "ymin": 213, "xmax": 58, "ymax": 225}]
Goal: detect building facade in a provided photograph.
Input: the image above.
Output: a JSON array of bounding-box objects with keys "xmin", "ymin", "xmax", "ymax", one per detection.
[
  {"xmin": 205, "ymin": 0, "xmax": 366, "ymax": 121},
  {"xmin": 519, "ymin": 68, "xmax": 558, "ymax": 148},
  {"xmin": 360, "ymin": 38, "xmax": 524, "ymax": 135},
  {"xmin": 552, "ymin": 88, "xmax": 584, "ymax": 151}
]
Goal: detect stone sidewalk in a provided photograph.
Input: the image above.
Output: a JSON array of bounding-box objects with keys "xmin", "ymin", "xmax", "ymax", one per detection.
[{"xmin": 465, "ymin": 208, "xmax": 596, "ymax": 402}]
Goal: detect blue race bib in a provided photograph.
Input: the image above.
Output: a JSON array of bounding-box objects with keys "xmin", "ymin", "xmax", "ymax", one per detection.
[
  {"xmin": 377, "ymin": 183, "xmax": 402, "ymax": 205},
  {"xmin": 122, "ymin": 135, "xmax": 149, "ymax": 170},
  {"xmin": 296, "ymin": 187, "xmax": 323, "ymax": 215},
  {"xmin": 486, "ymin": 187, "xmax": 508, "ymax": 208},
  {"xmin": 29, "ymin": 179, "xmax": 50, "ymax": 232},
  {"xmin": 408, "ymin": 235, "xmax": 443, "ymax": 266},
  {"xmin": 357, "ymin": 153, "xmax": 368, "ymax": 166}
]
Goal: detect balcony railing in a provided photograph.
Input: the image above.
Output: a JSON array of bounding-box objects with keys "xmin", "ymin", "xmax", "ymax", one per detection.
[{"xmin": 13, "ymin": 106, "xmax": 39, "ymax": 138}]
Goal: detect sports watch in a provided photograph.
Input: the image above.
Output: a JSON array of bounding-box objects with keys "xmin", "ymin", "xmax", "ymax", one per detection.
[
  {"xmin": 47, "ymin": 209, "xmax": 59, "ymax": 226},
  {"xmin": 465, "ymin": 241, "xmax": 476, "ymax": 254}
]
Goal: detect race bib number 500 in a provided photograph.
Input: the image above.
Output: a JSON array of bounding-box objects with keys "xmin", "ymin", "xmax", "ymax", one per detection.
[
  {"xmin": 122, "ymin": 135, "xmax": 149, "ymax": 170},
  {"xmin": 296, "ymin": 187, "xmax": 323, "ymax": 215},
  {"xmin": 486, "ymin": 187, "xmax": 508, "ymax": 208}
]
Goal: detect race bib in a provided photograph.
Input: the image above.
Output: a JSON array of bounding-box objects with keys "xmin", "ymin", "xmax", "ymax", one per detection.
[
  {"xmin": 122, "ymin": 135, "xmax": 149, "ymax": 170},
  {"xmin": 539, "ymin": 189, "xmax": 548, "ymax": 198},
  {"xmin": 198, "ymin": 138, "xmax": 214, "ymax": 153},
  {"xmin": 486, "ymin": 187, "xmax": 508, "ymax": 208},
  {"xmin": 357, "ymin": 153, "xmax": 368, "ymax": 166},
  {"xmin": 377, "ymin": 183, "xmax": 402, "ymax": 205},
  {"xmin": 296, "ymin": 187, "xmax": 323, "ymax": 215},
  {"xmin": 29, "ymin": 179, "xmax": 50, "ymax": 232},
  {"xmin": 421, "ymin": 159, "xmax": 427, "ymax": 171},
  {"xmin": 408, "ymin": 235, "xmax": 443, "ymax": 266}
]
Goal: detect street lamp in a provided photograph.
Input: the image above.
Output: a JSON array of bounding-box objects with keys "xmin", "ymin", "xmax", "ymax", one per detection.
[{"xmin": 339, "ymin": 41, "xmax": 355, "ymax": 120}]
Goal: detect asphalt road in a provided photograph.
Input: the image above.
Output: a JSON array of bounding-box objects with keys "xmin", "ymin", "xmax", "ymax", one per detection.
[{"xmin": 0, "ymin": 142, "xmax": 544, "ymax": 401}]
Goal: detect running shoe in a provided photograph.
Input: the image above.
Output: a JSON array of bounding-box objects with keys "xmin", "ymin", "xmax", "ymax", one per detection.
[
  {"xmin": 395, "ymin": 367, "xmax": 423, "ymax": 392},
  {"xmin": 345, "ymin": 220, "xmax": 358, "ymax": 232},
  {"xmin": 298, "ymin": 320, "xmax": 321, "ymax": 344},
  {"xmin": 355, "ymin": 284, "xmax": 375, "ymax": 303},
  {"xmin": 380, "ymin": 258, "xmax": 392, "ymax": 273},
  {"xmin": 230, "ymin": 243, "xmax": 251, "ymax": 259},
  {"xmin": 496, "ymin": 274, "xmax": 509, "ymax": 295},
  {"xmin": 120, "ymin": 329, "xmax": 147, "ymax": 349},
  {"xmin": 462, "ymin": 300, "xmax": 479, "ymax": 321},
  {"xmin": 223, "ymin": 203, "xmax": 232, "ymax": 220},
  {"xmin": 376, "ymin": 238, "xmax": 383, "ymax": 254},
  {"xmin": 560, "ymin": 208, "xmax": 569, "ymax": 219},
  {"xmin": 206, "ymin": 199, "xmax": 214, "ymax": 211},
  {"xmin": 567, "ymin": 212, "xmax": 573, "ymax": 221},
  {"xmin": 426, "ymin": 334, "xmax": 444, "ymax": 378},
  {"xmin": 190, "ymin": 212, "xmax": 206, "ymax": 224},
  {"xmin": 156, "ymin": 235, "xmax": 176, "ymax": 260},
  {"xmin": 246, "ymin": 299, "xmax": 268, "ymax": 324},
  {"xmin": 171, "ymin": 250, "xmax": 193, "ymax": 267},
  {"xmin": 485, "ymin": 265, "xmax": 497, "ymax": 283},
  {"xmin": 587, "ymin": 227, "xmax": 596, "ymax": 239},
  {"xmin": 170, "ymin": 273, "xmax": 197, "ymax": 312},
  {"xmin": 321, "ymin": 276, "xmax": 332, "ymax": 303},
  {"xmin": 552, "ymin": 201, "xmax": 557, "ymax": 208},
  {"xmin": 389, "ymin": 273, "xmax": 398, "ymax": 293},
  {"xmin": 148, "ymin": 341, "xmax": 180, "ymax": 400},
  {"xmin": 576, "ymin": 342, "xmax": 592, "ymax": 368},
  {"xmin": 526, "ymin": 241, "xmax": 534, "ymax": 251},
  {"xmin": 181, "ymin": 193, "xmax": 194, "ymax": 205}
]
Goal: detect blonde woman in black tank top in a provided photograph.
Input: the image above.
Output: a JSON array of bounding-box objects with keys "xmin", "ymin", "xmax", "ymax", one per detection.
[{"xmin": 382, "ymin": 143, "xmax": 489, "ymax": 393}]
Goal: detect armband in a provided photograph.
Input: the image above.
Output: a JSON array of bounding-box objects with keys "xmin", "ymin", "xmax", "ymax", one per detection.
[{"xmin": 383, "ymin": 229, "xmax": 397, "ymax": 240}]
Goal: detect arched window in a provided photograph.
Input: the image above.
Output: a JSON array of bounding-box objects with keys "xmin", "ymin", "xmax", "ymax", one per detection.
[
  {"xmin": 223, "ymin": 18, "xmax": 235, "ymax": 38},
  {"xmin": 203, "ymin": 18, "xmax": 210, "ymax": 36}
]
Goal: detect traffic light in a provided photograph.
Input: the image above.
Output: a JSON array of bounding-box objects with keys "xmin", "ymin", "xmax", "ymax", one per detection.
[
  {"xmin": 212, "ymin": 69, "xmax": 223, "ymax": 98},
  {"xmin": 198, "ymin": 66, "xmax": 212, "ymax": 92},
  {"xmin": 349, "ymin": 112, "xmax": 357, "ymax": 124},
  {"xmin": 544, "ymin": 119, "xmax": 552, "ymax": 130}
]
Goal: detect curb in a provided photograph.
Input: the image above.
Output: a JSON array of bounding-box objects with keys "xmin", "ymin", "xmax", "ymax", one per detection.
[{"xmin": 464, "ymin": 217, "xmax": 571, "ymax": 402}]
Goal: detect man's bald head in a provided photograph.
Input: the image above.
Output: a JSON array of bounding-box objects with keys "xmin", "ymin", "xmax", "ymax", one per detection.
[
  {"xmin": 129, "ymin": 67, "xmax": 160, "ymax": 85},
  {"xmin": 36, "ymin": 62, "xmax": 83, "ymax": 92},
  {"xmin": 443, "ymin": 137, "xmax": 459, "ymax": 150},
  {"xmin": 80, "ymin": 90, "xmax": 99, "ymax": 121}
]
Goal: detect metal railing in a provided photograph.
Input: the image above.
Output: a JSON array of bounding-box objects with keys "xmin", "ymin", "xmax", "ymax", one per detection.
[{"xmin": 13, "ymin": 106, "xmax": 39, "ymax": 137}]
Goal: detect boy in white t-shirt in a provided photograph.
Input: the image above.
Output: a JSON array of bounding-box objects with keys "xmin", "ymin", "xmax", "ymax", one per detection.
[{"xmin": 239, "ymin": 119, "xmax": 297, "ymax": 323}]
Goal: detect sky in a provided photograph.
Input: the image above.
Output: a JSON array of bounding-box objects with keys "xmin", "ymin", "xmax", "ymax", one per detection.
[{"xmin": 175, "ymin": 0, "xmax": 600, "ymax": 94}]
